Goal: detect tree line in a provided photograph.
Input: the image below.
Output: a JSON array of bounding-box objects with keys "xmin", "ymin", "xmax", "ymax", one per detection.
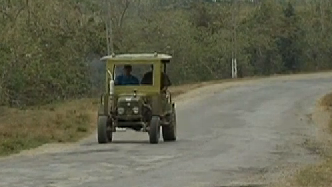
[{"xmin": 0, "ymin": 0, "xmax": 331, "ymax": 107}]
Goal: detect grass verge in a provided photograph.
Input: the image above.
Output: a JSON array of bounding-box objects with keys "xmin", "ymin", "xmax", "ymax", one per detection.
[
  {"xmin": 292, "ymin": 92, "xmax": 332, "ymax": 187},
  {"xmin": 0, "ymin": 99, "xmax": 99, "ymax": 156}
]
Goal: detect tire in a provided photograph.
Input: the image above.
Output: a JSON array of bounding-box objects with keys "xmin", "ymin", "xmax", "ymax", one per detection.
[
  {"xmin": 149, "ymin": 116, "xmax": 161, "ymax": 144},
  {"xmin": 97, "ymin": 116, "xmax": 112, "ymax": 144},
  {"xmin": 162, "ymin": 111, "xmax": 177, "ymax": 142},
  {"xmin": 106, "ymin": 118, "xmax": 113, "ymax": 142}
]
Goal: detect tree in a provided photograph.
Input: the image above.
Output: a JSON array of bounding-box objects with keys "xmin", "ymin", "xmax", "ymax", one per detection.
[{"xmin": 276, "ymin": 1, "xmax": 303, "ymax": 73}]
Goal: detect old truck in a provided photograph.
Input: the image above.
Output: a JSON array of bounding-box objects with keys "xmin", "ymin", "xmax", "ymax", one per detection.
[{"xmin": 97, "ymin": 53, "xmax": 177, "ymax": 144}]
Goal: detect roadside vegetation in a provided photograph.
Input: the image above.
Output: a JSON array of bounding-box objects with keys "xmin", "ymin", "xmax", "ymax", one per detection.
[
  {"xmin": 2, "ymin": 0, "xmax": 332, "ymax": 156},
  {"xmin": 0, "ymin": 99, "xmax": 98, "ymax": 156},
  {"xmin": 289, "ymin": 93, "xmax": 332, "ymax": 187}
]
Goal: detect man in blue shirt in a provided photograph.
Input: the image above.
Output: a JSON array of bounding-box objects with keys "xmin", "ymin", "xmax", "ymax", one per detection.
[{"xmin": 114, "ymin": 65, "xmax": 140, "ymax": 85}]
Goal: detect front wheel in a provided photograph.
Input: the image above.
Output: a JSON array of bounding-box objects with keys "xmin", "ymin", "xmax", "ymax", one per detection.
[
  {"xmin": 162, "ymin": 111, "xmax": 177, "ymax": 142},
  {"xmin": 97, "ymin": 116, "xmax": 112, "ymax": 144},
  {"xmin": 149, "ymin": 116, "xmax": 161, "ymax": 144}
]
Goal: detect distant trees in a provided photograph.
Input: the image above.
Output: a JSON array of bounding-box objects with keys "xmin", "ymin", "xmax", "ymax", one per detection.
[
  {"xmin": 1, "ymin": 0, "xmax": 332, "ymax": 107},
  {"xmin": 0, "ymin": 0, "xmax": 102, "ymax": 106},
  {"xmin": 277, "ymin": 2, "xmax": 303, "ymax": 73}
]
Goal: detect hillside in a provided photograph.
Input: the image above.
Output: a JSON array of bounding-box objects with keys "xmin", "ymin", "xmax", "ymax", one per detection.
[{"xmin": 1, "ymin": 0, "xmax": 332, "ymax": 107}]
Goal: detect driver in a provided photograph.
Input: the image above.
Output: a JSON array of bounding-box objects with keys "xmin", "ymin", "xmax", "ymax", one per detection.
[{"xmin": 114, "ymin": 65, "xmax": 140, "ymax": 85}]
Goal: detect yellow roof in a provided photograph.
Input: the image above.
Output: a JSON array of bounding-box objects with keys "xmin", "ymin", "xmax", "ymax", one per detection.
[{"xmin": 100, "ymin": 53, "xmax": 172, "ymax": 62}]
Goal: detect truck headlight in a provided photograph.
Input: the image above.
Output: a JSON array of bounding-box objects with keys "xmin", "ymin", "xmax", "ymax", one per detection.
[
  {"xmin": 117, "ymin": 107, "xmax": 125, "ymax": 115},
  {"xmin": 132, "ymin": 107, "xmax": 139, "ymax": 114}
]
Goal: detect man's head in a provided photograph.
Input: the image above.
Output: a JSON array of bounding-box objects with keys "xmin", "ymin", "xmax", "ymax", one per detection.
[{"xmin": 123, "ymin": 64, "xmax": 132, "ymax": 76}]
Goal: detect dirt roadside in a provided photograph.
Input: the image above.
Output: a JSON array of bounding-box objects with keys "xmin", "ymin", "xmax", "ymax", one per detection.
[
  {"xmin": 269, "ymin": 87, "xmax": 332, "ymax": 187},
  {"xmin": 294, "ymin": 93, "xmax": 332, "ymax": 187}
]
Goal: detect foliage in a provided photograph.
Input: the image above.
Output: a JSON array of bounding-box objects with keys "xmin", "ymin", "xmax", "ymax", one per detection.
[{"xmin": 1, "ymin": 0, "xmax": 332, "ymax": 107}]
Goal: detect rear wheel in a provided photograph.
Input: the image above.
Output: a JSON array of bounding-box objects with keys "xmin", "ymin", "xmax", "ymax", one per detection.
[
  {"xmin": 97, "ymin": 116, "xmax": 112, "ymax": 144},
  {"xmin": 149, "ymin": 116, "xmax": 161, "ymax": 144},
  {"xmin": 162, "ymin": 111, "xmax": 177, "ymax": 142}
]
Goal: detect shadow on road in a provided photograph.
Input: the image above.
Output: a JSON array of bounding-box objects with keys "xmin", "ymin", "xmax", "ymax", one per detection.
[
  {"xmin": 218, "ymin": 184, "xmax": 266, "ymax": 187},
  {"xmin": 82, "ymin": 139, "xmax": 179, "ymax": 146},
  {"xmin": 111, "ymin": 140, "xmax": 149, "ymax": 144}
]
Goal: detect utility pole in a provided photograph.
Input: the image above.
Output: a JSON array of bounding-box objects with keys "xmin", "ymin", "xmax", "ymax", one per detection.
[
  {"xmin": 104, "ymin": 0, "xmax": 114, "ymax": 55},
  {"xmin": 231, "ymin": 0, "xmax": 238, "ymax": 79}
]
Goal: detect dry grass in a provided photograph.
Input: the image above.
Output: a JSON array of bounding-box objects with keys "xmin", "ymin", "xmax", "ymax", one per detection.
[
  {"xmin": 0, "ymin": 99, "xmax": 99, "ymax": 156},
  {"xmin": 291, "ymin": 92, "xmax": 332, "ymax": 187},
  {"xmin": 169, "ymin": 75, "xmax": 271, "ymax": 97},
  {"xmin": 321, "ymin": 93, "xmax": 332, "ymax": 106},
  {"xmin": 321, "ymin": 92, "xmax": 332, "ymax": 110},
  {"xmin": 295, "ymin": 158, "xmax": 332, "ymax": 187},
  {"xmin": 321, "ymin": 93, "xmax": 332, "ymax": 133}
]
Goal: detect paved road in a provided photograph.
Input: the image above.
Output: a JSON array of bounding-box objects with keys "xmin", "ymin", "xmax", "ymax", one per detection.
[{"xmin": 1, "ymin": 74, "xmax": 332, "ymax": 187}]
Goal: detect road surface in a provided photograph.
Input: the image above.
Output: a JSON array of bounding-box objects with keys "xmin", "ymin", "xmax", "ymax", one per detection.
[{"xmin": 1, "ymin": 73, "xmax": 332, "ymax": 187}]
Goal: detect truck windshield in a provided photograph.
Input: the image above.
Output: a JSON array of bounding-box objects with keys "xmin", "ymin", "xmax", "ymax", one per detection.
[{"xmin": 113, "ymin": 64, "xmax": 154, "ymax": 86}]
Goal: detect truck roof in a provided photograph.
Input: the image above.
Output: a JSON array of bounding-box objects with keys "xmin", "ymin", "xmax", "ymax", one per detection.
[{"xmin": 100, "ymin": 53, "xmax": 172, "ymax": 62}]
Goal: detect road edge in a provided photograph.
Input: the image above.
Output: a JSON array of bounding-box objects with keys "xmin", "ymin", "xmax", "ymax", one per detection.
[{"xmin": 2, "ymin": 71, "xmax": 332, "ymax": 160}]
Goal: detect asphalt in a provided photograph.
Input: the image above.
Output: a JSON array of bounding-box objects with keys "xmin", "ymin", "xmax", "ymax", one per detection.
[{"xmin": 1, "ymin": 73, "xmax": 332, "ymax": 187}]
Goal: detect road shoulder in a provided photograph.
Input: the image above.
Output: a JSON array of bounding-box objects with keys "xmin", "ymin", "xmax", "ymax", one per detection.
[{"xmin": 272, "ymin": 92, "xmax": 332, "ymax": 187}]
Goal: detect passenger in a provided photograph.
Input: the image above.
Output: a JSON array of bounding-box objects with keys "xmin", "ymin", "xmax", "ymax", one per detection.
[
  {"xmin": 141, "ymin": 65, "xmax": 171, "ymax": 90},
  {"xmin": 114, "ymin": 65, "xmax": 139, "ymax": 85}
]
